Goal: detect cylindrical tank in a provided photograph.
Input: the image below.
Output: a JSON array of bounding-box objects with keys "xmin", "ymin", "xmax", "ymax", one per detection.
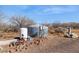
[{"xmin": 20, "ymin": 28, "xmax": 28, "ymax": 41}]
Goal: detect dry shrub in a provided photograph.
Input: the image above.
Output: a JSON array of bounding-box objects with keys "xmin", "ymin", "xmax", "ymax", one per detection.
[
  {"xmin": 48, "ymin": 27, "xmax": 55, "ymax": 34},
  {"xmin": 54, "ymin": 27, "xmax": 65, "ymax": 33},
  {"xmin": 51, "ymin": 22, "xmax": 79, "ymax": 29},
  {"xmin": 0, "ymin": 34, "xmax": 3, "ymax": 37}
]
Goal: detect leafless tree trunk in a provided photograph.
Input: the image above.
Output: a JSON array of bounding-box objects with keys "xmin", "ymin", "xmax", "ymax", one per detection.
[
  {"xmin": 10, "ymin": 16, "xmax": 35, "ymax": 28},
  {"xmin": 9, "ymin": 16, "xmax": 36, "ymax": 32}
]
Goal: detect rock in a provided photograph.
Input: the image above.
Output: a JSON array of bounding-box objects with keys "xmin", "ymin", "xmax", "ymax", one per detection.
[
  {"xmin": 0, "ymin": 47, "xmax": 3, "ymax": 51},
  {"xmin": 64, "ymin": 33, "xmax": 78, "ymax": 38},
  {"xmin": 34, "ymin": 40, "xmax": 40, "ymax": 45},
  {"xmin": 71, "ymin": 33, "xmax": 78, "ymax": 38},
  {"xmin": 9, "ymin": 50, "xmax": 11, "ymax": 53}
]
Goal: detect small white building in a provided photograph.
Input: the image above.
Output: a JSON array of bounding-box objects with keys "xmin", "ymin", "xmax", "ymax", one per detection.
[
  {"xmin": 20, "ymin": 28, "xmax": 28, "ymax": 41},
  {"xmin": 20, "ymin": 25, "xmax": 48, "ymax": 41}
]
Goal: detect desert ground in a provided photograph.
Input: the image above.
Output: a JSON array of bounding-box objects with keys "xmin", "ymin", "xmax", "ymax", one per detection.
[{"xmin": 0, "ymin": 27, "xmax": 79, "ymax": 53}]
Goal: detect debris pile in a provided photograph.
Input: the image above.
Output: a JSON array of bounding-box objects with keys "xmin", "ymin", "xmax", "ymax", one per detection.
[
  {"xmin": 8, "ymin": 37, "xmax": 45, "ymax": 53},
  {"xmin": 64, "ymin": 27, "xmax": 79, "ymax": 38}
]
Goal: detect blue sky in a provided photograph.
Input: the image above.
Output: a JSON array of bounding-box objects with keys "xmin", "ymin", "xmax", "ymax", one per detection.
[{"xmin": 0, "ymin": 5, "xmax": 79, "ymax": 24}]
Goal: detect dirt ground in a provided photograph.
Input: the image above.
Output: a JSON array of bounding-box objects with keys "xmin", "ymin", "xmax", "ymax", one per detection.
[{"xmin": 0, "ymin": 29, "xmax": 79, "ymax": 53}]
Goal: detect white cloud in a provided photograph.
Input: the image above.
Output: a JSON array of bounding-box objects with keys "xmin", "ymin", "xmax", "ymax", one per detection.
[{"xmin": 38, "ymin": 6, "xmax": 78, "ymax": 14}]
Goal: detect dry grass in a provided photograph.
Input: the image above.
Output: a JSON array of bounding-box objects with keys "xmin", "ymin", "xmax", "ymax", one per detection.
[
  {"xmin": 0, "ymin": 28, "xmax": 79, "ymax": 53},
  {"xmin": 0, "ymin": 32, "xmax": 19, "ymax": 40}
]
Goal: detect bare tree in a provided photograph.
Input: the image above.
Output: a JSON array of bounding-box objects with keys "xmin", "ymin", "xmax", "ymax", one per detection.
[
  {"xmin": 9, "ymin": 16, "xmax": 36, "ymax": 32},
  {"xmin": 0, "ymin": 12, "xmax": 6, "ymax": 31},
  {"xmin": 10, "ymin": 16, "xmax": 35, "ymax": 27}
]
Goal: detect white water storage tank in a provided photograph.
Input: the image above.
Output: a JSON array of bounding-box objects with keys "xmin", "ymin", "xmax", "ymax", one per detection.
[{"xmin": 20, "ymin": 28, "xmax": 28, "ymax": 41}]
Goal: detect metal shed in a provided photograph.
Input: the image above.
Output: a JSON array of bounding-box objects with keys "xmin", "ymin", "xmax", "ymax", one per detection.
[
  {"xmin": 28, "ymin": 25, "xmax": 48, "ymax": 37},
  {"xmin": 20, "ymin": 25, "xmax": 48, "ymax": 40}
]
